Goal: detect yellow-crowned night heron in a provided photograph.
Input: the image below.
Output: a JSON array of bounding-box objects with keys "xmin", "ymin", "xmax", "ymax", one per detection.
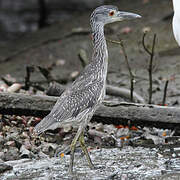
[
  {"xmin": 172, "ymin": 0, "xmax": 180, "ymax": 46},
  {"xmin": 34, "ymin": 5, "xmax": 141, "ymax": 173}
]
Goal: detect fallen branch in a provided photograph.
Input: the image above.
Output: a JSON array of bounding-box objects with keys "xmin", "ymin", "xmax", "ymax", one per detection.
[
  {"xmin": 46, "ymin": 83, "xmax": 145, "ymax": 103},
  {"xmin": 106, "ymin": 85, "xmax": 145, "ymax": 104},
  {"xmin": 0, "ymin": 92, "xmax": 180, "ymax": 129},
  {"xmin": 24, "ymin": 66, "xmax": 35, "ymax": 90}
]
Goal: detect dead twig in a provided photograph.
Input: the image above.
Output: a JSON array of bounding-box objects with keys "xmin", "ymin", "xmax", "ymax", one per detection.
[
  {"xmin": 38, "ymin": 66, "xmax": 54, "ymax": 83},
  {"xmin": 1, "ymin": 77, "xmax": 13, "ymax": 86},
  {"xmin": 24, "ymin": 66, "xmax": 45, "ymax": 91},
  {"xmin": 162, "ymin": 80, "xmax": 169, "ymax": 106},
  {"xmin": 119, "ymin": 40, "xmax": 135, "ymax": 102},
  {"xmin": 162, "ymin": 75, "xmax": 175, "ymax": 105},
  {"xmin": 142, "ymin": 32, "xmax": 157, "ymax": 104},
  {"xmin": 108, "ymin": 39, "xmax": 135, "ymax": 102},
  {"xmin": 24, "ymin": 66, "xmax": 35, "ymax": 90}
]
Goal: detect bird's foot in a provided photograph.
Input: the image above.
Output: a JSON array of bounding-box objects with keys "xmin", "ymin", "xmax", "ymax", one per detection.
[
  {"xmin": 68, "ymin": 168, "xmax": 73, "ymax": 175},
  {"xmin": 88, "ymin": 163, "xmax": 96, "ymax": 170},
  {"xmin": 91, "ymin": 165, "xmax": 103, "ymax": 170}
]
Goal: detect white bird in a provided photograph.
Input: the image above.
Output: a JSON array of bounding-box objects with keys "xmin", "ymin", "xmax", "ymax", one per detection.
[{"xmin": 172, "ymin": 0, "xmax": 180, "ymax": 46}]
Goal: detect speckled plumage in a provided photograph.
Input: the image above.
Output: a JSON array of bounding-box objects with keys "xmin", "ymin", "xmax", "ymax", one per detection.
[
  {"xmin": 34, "ymin": 6, "xmax": 111, "ymax": 134},
  {"xmin": 34, "ymin": 5, "xmax": 141, "ymax": 173}
]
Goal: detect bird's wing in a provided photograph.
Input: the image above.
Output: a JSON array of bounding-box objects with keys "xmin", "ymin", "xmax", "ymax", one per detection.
[
  {"xmin": 34, "ymin": 80, "xmax": 104, "ymax": 134},
  {"xmin": 53, "ymin": 81, "xmax": 103, "ymax": 119},
  {"xmin": 70, "ymin": 63, "xmax": 98, "ymax": 91}
]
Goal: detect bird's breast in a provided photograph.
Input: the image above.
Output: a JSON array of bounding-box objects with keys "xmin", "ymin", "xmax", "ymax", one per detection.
[{"xmin": 173, "ymin": 14, "xmax": 180, "ymax": 46}]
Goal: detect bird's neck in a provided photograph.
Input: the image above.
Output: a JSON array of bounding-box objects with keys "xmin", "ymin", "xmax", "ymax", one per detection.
[
  {"xmin": 91, "ymin": 23, "xmax": 108, "ymax": 76},
  {"xmin": 92, "ymin": 23, "xmax": 107, "ymax": 55}
]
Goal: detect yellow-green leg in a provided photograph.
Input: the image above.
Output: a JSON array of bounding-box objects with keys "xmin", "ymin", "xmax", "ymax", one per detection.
[
  {"xmin": 68, "ymin": 122, "xmax": 95, "ymax": 174},
  {"xmin": 68, "ymin": 129, "xmax": 82, "ymax": 174},
  {"xmin": 79, "ymin": 132, "xmax": 95, "ymax": 169}
]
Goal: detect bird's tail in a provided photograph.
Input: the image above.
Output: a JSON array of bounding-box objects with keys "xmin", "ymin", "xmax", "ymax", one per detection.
[{"xmin": 33, "ymin": 114, "xmax": 59, "ymax": 135}]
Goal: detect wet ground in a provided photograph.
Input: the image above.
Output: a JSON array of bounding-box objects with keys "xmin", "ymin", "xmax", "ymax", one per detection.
[
  {"xmin": 1, "ymin": 147, "xmax": 180, "ymax": 180},
  {"xmin": 1, "ymin": 122, "xmax": 180, "ymax": 180},
  {"xmin": 1, "ymin": 0, "xmax": 180, "ymax": 179}
]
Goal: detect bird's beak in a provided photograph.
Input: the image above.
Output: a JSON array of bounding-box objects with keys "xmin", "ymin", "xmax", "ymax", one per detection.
[{"xmin": 117, "ymin": 11, "xmax": 141, "ymax": 21}]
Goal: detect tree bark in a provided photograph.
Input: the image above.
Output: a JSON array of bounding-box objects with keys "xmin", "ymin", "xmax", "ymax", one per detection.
[{"xmin": 0, "ymin": 92, "xmax": 180, "ymax": 129}]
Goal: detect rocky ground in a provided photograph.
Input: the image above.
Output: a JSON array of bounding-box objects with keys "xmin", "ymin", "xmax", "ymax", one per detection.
[{"xmin": 1, "ymin": 0, "xmax": 180, "ymax": 179}]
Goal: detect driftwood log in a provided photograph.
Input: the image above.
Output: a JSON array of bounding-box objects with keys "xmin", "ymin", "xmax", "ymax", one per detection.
[
  {"xmin": 0, "ymin": 92, "xmax": 180, "ymax": 129},
  {"xmin": 47, "ymin": 83, "xmax": 145, "ymax": 104}
]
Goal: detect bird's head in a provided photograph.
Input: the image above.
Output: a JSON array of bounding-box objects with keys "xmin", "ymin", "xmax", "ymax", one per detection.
[{"xmin": 90, "ymin": 5, "xmax": 141, "ymax": 26}]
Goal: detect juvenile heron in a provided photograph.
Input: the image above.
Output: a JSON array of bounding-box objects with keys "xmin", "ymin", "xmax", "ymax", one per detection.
[
  {"xmin": 172, "ymin": 0, "xmax": 180, "ymax": 46},
  {"xmin": 34, "ymin": 5, "xmax": 141, "ymax": 173}
]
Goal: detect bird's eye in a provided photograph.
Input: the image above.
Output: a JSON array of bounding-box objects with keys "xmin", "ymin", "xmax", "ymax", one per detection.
[{"xmin": 109, "ymin": 11, "xmax": 115, "ymax": 16}]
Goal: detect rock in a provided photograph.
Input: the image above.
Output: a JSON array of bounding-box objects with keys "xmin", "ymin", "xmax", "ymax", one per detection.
[
  {"xmin": 104, "ymin": 124, "xmax": 117, "ymax": 135},
  {"xmin": 4, "ymin": 141, "xmax": 16, "ymax": 147},
  {"xmin": 2, "ymin": 125, "xmax": 10, "ymax": 133},
  {"xmin": 0, "ymin": 160, "xmax": 13, "ymax": 173},
  {"xmin": 0, "ymin": 83, "xmax": 8, "ymax": 92},
  {"xmin": 4, "ymin": 147, "xmax": 19, "ymax": 161},
  {"xmin": 7, "ymin": 83, "xmax": 22, "ymax": 93},
  {"xmin": 5, "ymin": 128, "xmax": 19, "ymax": 140},
  {"xmin": 144, "ymin": 132, "xmax": 165, "ymax": 145},
  {"xmin": 56, "ymin": 59, "xmax": 66, "ymax": 66},
  {"xmin": 70, "ymin": 71, "xmax": 79, "ymax": 79},
  {"xmin": 62, "ymin": 124, "xmax": 72, "ymax": 133},
  {"xmin": 20, "ymin": 132, "xmax": 29, "ymax": 139},
  {"xmin": 44, "ymin": 134, "xmax": 57, "ymax": 143},
  {"xmin": 41, "ymin": 142, "xmax": 58, "ymax": 156},
  {"xmin": 0, "ymin": 152, "xmax": 5, "ymax": 160},
  {"xmin": 88, "ymin": 129, "xmax": 115, "ymax": 147},
  {"xmin": 95, "ymin": 123, "xmax": 104, "ymax": 131},
  {"xmin": 0, "ymin": 135, "xmax": 4, "ymax": 144},
  {"xmin": 20, "ymin": 145, "xmax": 31, "ymax": 158},
  {"xmin": 38, "ymin": 151, "xmax": 49, "ymax": 158},
  {"xmin": 23, "ymin": 139, "xmax": 32, "ymax": 150},
  {"xmin": 116, "ymin": 128, "xmax": 130, "ymax": 138}
]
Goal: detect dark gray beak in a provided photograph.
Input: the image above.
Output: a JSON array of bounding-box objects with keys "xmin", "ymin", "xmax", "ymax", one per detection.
[{"xmin": 117, "ymin": 11, "xmax": 141, "ymax": 20}]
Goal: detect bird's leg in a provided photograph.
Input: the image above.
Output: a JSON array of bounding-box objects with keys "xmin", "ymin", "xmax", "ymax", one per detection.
[
  {"xmin": 68, "ymin": 128, "xmax": 82, "ymax": 174},
  {"xmin": 79, "ymin": 131, "xmax": 95, "ymax": 169}
]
